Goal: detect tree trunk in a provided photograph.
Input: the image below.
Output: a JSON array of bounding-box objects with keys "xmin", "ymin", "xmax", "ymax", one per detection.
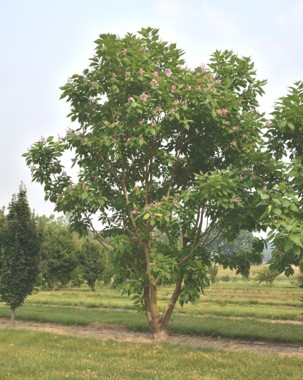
[
  {"xmin": 143, "ymin": 242, "xmax": 168, "ymax": 340},
  {"xmin": 160, "ymin": 276, "xmax": 183, "ymax": 329},
  {"xmin": 11, "ymin": 309, "xmax": 16, "ymax": 325}
]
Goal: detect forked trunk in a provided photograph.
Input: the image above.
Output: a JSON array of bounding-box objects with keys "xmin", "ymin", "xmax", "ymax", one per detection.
[
  {"xmin": 11, "ymin": 309, "xmax": 16, "ymax": 325},
  {"xmin": 143, "ymin": 275, "xmax": 183, "ymax": 340},
  {"xmin": 143, "ymin": 243, "xmax": 182, "ymax": 340}
]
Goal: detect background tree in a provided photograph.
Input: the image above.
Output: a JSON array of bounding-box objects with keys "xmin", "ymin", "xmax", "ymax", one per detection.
[
  {"xmin": 24, "ymin": 28, "xmax": 278, "ymax": 338},
  {"xmin": 77, "ymin": 238, "xmax": 105, "ymax": 291},
  {"xmin": 254, "ymin": 265, "xmax": 280, "ymax": 287},
  {"xmin": 208, "ymin": 229, "xmax": 263, "ymax": 274},
  {"xmin": 0, "ymin": 184, "xmax": 40, "ymax": 323},
  {"xmin": 36, "ymin": 215, "xmax": 77, "ymax": 290}
]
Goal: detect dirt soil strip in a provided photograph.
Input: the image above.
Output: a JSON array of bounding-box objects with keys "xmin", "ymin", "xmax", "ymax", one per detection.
[{"xmin": 0, "ymin": 317, "xmax": 303, "ymax": 357}]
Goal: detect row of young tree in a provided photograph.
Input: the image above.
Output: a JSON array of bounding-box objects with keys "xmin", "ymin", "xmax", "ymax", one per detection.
[
  {"xmin": 36, "ymin": 214, "xmax": 109, "ymax": 291},
  {"xmin": 0, "ymin": 185, "xmax": 110, "ymax": 323}
]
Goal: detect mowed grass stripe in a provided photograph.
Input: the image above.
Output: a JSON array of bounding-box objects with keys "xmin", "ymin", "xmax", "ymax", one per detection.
[{"xmin": 1, "ymin": 304, "xmax": 303, "ymax": 343}]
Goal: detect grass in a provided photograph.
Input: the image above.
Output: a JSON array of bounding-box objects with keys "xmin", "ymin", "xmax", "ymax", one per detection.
[
  {"xmin": 0, "ymin": 268, "xmax": 302, "ymax": 379},
  {"xmin": 25, "ymin": 275, "xmax": 303, "ymax": 322},
  {"xmin": 0, "ymin": 328, "xmax": 302, "ymax": 380},
  {"xmin": 0, "ymin": 303, "xmax": 303, "ymax": 344},
  {"xmin": 0, "ymin": 267, "xmax": 302, "ymax": 344}
]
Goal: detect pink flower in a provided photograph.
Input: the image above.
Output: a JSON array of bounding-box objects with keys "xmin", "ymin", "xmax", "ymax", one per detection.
[
  {"xmin": 242, "ymin": 133, "xmax": 248, "ymax": 139},
  {"xmin": 112, "ymin": 73, "xmax": 117, "ymax": 78},
  {"xmin": 122, "ymin": 49, "xmax": 128, "ymax": 55},
  {"xmin": 152, "ymin": 71, "xmax": 159, "ymax": 77},
  {"xmin": 232, "ymin": 126, "xmax": 238, "ymax": 132},
  {"xmin": 103, "ymin": 120, "xmax": 110, "ymax": 126},
  {"xmin": 83, "ymin": 75, "xmax": 88, "ymax": 81},
  {"xmin": 230, "ymin": 141, "xmax": 237, "ymax": 147},
  {"xmin": 150, "ymin": 79, "xmax": 159, "ymax": 88},
  {"xmin": 200, "ymin": 64, "xmax": 207, "ymax": 72},
  {"xmin": 216, "ymin": 108, "xmax": 228, "ymax": 116},
  {"xmin": 128, "ymin": 96, "xmax": 135, "ymax": 103},
  {"xmin": 173, "ymin": 99, "xmax": 180, "ymax": 106},
  {"xmin": 171, "ymin": 85, "xmax": 176, "ymax": 92},
  {"xmin": 265, "ymin": 120, "xmax": 272, "ymax": 126},
  {"xmin": 165, "ymin": 68, "xmax": 172, "ymax": 77},
  {"xmin": 140, "ymin": 93, "xmax": 150, "ymax": 102},
  {"xmin": 125, "ymin": 72, "xmax": 131, "ymax": 77},
  {"xmin": 139, "ymin": 120, "xmax": 144, "ymax": 125},
  {"xmin": 186, "ymin": 85, "xmax": 192, "ymax": 90},
  {"xmin": 140, "ymin": 45, "xmax": 148, "ymax": 52},
  {"xmin": 235, "ymin": 196, "xmax": 241, "ymax": 204},
  {"xmin": 204, "ymin": 85, "xmax": 215, "ymax": 93},
  {"xmin": 139, "ymin": 68, "xmax": 145, "ymax": 76}
]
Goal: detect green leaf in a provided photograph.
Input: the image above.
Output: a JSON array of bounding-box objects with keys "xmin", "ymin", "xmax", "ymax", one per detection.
[{"xmin": 290, "ymin": 235, "xmax": 303, "ymax": 248}]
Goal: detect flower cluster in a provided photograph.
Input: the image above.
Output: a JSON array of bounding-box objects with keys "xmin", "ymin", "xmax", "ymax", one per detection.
[
  {"xmin": 216, "ymin": 108, "xmax": 228, "ymax": 116},
  {"xmin": 140, "ymin": 93, "xmax": 150, "ymax": 102},
  {"xmin": 150, "ymin": 79, "xmax": 159, "ymax": 88}
]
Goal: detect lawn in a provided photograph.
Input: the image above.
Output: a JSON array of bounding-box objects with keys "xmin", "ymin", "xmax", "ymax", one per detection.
[
  {"xmin": 0, "ymin": 267, "xmax": 302, "ymax": 379},
  {"xmin": 0, "ymin": 267, "xmax": 302, "ymax": 343},
  {"xmin": 0, "ymin": 328, "xmax": 302, "ymax": 380}
]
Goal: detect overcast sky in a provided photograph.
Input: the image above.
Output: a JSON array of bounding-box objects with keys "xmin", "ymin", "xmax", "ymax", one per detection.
[{"xmin": 1, "ymin": 0, "xmax": 303, "ymax": 216}]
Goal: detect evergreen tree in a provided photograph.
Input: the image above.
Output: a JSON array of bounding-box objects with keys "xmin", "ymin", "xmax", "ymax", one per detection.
[{"xmin": 0, "ymin": 184, "xmax": 40, "ymax": 323}]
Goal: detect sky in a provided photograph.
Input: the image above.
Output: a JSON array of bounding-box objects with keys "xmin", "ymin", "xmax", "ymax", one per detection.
[{"xmin": 1, "ymin": 0, "xmax": 303, "ymax": 216}]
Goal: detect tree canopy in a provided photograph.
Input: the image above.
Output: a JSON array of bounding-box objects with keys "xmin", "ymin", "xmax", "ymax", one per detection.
[{"xmin": 24, "ymin": 28, "xmax": 291, "ymax": 338}]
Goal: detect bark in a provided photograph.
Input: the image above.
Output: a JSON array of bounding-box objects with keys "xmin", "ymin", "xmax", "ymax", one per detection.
[
  {"xmin": 143, "ymin": 242, "xmax": 167, "ymax": 340},
  {"xmin": 160, "ymin": 276, "xmax": 183, "ymax": 329},
  {"xmin": 11, "ymin": 309, "xmax": 16, "ymax": 325}
]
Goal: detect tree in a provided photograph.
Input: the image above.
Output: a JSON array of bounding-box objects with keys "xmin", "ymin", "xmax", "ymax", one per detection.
[
  {"xmin": 207, "ymin": 229, "xmax": 263, "ymax": 274},
  {"xmin": 24, "ymin": 28, "xmax": 277, "ymax": 338},
  {"xmin": 77, "ymin": 238, "xmax": 105, "ymax": 291},
  {"xmin": 36, "ymin": 215, "xmax": 78, "ymax": 290},
  {"xmin": 263, "ymin": 81, "xmax": 303, "ymax": 276},
  {"xmin": 254, "ymin": 266, "xmax": 279, "ymax": 287},
  {"xmin": 0, "ymin": 184, "xmax": 40, "ymax": 323}
]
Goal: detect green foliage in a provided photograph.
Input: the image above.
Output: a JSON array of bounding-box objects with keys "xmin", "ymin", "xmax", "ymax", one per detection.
[
  {"xmin": 255, "ymin": 266, "xmax": 280, "ymax": 287},
  {"xmin": 23, "ymin": 27, "xmax": 284, "ymax": 332},
  {"xmin": 263, "ymin": 81, "xmax": 303, "ymax": 275},
  {"xmin": 0, "ymin": 184, "xmax": 40, "ymax": 313},
  {"xmin": 36, "ymin": 215, "xmax": 77, "ymax": 289},
  {"xmin": 207, "ymin": 230, "xmax": 263, "ymax": 277},
  {"xmin": 77, "ymin": 238, "xmax": 105, "ymax": 290}
]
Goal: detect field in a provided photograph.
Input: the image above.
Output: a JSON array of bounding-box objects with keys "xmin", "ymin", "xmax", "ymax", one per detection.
[{"xmin": 0, "ymin": 266, "xmax": 303, "ymax": 379}]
